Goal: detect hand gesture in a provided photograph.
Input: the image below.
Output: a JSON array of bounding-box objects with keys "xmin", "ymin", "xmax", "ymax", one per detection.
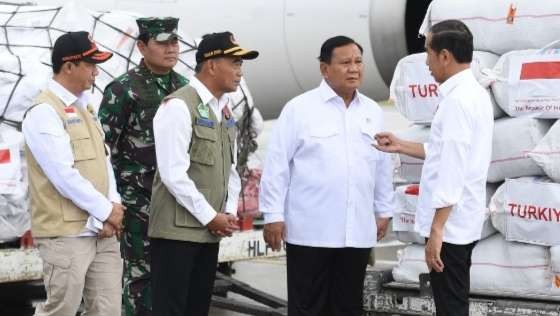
[{"xmin": 373, "ymin": 132, "xmax": 402, "ymax": 153}]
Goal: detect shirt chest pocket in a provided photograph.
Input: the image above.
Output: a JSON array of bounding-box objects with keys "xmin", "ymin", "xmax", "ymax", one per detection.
[
  {"xmin": 190, "ymin": 125, "xmax": 217, "ymax": 166},
  {"xmin": 359, "ymin": 124, "xmax": 380, "ymax": 161},
  {"xmin": 67, "ymin": 124, "xmax": 97, "ymax": 161},
  {"xmin": 307, "ymin": 126, "xmax": 340, "ymax": 155},
  {"xmin": 308, "ymin": 126, "xmax": 340, "ymax": 139}
]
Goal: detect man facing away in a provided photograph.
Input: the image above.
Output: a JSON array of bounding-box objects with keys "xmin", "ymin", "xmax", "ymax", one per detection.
[
  {"xmin": 148, "ymin": 31, "xmax": 258, "ymax": 316},
  {"xmin": 98, "ymin": 17, "xmax": 188, "ymax": 316},
  {"xmin": 259, "ymin": 35, "xmax": 395, "ymax": 316},
  {"xmin": 23, "ymin": 31, "xmax": 124, "ymax": 316},
  {"xmin": 374, "ymin": 20, "xmax": 494, "ymax": 316}
]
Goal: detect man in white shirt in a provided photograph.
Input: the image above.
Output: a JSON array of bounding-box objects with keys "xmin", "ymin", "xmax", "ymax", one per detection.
[
  {"xmin": 22, "ymin": 31, "xmax": 124, "ymax": 316},
  {"xmin": 374, "ymin": 20, "xmax": 494, "ymax": 316},
  {"xmin": 259, "ymin": 36, "xmax": 394, "ymax": 316},
  {"xmin": 148, "ymin": 32, "xmax": 258, "ymax": 316}
]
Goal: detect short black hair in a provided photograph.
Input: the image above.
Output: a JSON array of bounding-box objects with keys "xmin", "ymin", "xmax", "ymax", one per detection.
[
  {"xmin": 318, "ymin": 36, "xmax": 363, "ymax": 64},
  {"xmin": 194, "ymin": 62, "xmax": 202, "ymax": 73},
  {"xmin": 137, "ymin": 32, "xmax": 150, "ymax": 45},
  {"xmin": 52, "ymin": 60, "xmax": 80, "ymax": 74},
  {"xmin": 428, "ymin": 19, "xmax": 473, "ymax": 63}
]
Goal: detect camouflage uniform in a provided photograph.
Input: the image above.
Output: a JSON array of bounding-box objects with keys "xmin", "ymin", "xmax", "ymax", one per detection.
[{"xmin": 98, "ymin": 17, "xmax": 188, "ymax": 316}]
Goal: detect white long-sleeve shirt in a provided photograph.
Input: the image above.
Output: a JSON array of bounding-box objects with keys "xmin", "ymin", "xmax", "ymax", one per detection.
[
  {"xmin": 22, "ymin": 79, "xmax": 121, "ymax": 236},
  {"xmin": 153, "ymin": 76, "xmax": 241, "ymax": 226},
  {"xmin": 259, "ymin": 80, "xmax": 394, "ymax": 248},
  {"xmin": 415, "ymin": 69, "xmax": 494, "ymax": 244}
]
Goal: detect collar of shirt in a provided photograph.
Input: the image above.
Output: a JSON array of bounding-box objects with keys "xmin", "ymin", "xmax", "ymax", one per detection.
[
  {"xmin": 318, "ymin": 79, "xmax": 363, "ymax": 108},
  {"xmin": 438, "ymin": 68, "xmax": 473, "ymax": 98},
  {"xmin": 189, "ymin": 76, "xmax": 230, "ymax": 114},
  {"xmin": 48, "ymin": 79, "xmax": 89, "ymax": 108}
]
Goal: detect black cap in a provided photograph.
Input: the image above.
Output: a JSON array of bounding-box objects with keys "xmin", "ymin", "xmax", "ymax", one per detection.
[
  {"xmin": 52, "ymin": 31, "xmax": 113, "ymax": 69},
  {"xmin": 196, "ymin": 31, "xmax": 258, "ymax": 64}
]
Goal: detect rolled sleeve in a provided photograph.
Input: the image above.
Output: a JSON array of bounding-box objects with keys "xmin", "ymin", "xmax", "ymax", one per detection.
[
  {"xmin": 430, "ymin": 140, "xmax": 471, "ymax": 209},
  {"xmin": 264, "ymin": 212, "xmax": 285, "ymax": 224},
  {"xmin": 423, "ymin": 142, "xmax": 430, "ymax": 157},
  {"xmin": 431, "ymin": 100, "xmax": 474, "ymax": 209}
]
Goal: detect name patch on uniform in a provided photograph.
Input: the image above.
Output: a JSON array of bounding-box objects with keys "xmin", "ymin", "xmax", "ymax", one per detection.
[
  {"xmin": 225, "ymin": 118, "xmax": 236, "ymax": 128},
  {"xmin": 66, "ymin": 118, "xmax": 82, "ymax": 125},
  {"xmin": 195, "ymin": 117, "xmax": 215, "ymax": 128}
]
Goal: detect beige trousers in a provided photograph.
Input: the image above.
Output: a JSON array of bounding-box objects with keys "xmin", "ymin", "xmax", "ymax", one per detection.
[{"xmin": 34, "ymin": 236, "xmax": 122, "ymax": 316}]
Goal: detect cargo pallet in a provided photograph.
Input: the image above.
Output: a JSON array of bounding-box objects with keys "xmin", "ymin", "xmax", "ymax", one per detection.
[{"xmin": 363, "ymin": 268, "xmax": 560, "ymax": 316}]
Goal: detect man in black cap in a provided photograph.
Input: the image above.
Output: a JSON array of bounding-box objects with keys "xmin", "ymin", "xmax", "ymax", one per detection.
[
  {"xmin": 22, "ymin": 31, "xmax": 124, "ymax": 316},
  {"xmin": 148, "ymin": 31, "xmax": 258, "ymax": 316},
  {"xmin": 98, "ymin": 17, "xmax": 188, "ymax": 316}
]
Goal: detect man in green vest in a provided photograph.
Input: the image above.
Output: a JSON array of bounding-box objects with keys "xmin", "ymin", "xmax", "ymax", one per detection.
[
  {"xmin": 148, "ymin": 31, "xmax": 258, "ymax": 316},
  {"xmin": 22, "ymin": 31, "xmax": 124, "ymax": 316},
  {"xmin": 98, "ymin": 17, "xmax": 188, "ymax": 316}
]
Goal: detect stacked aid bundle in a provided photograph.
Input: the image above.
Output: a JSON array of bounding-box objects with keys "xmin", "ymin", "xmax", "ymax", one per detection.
[
  {"xmin": 390, "ymin": 0, "xmax": 560, "ymax": 299},
  {"xmin": 0, "ymin": 2, "xmax": 258, "ymax": 241}
]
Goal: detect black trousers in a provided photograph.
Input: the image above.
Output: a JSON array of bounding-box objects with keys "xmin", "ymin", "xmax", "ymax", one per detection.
[
  {"xmin": 429, "ymin": 241, "xmax": 476, "ymax": 316},
  {"xmin": 150, "ymin": 238, "xmax": 219, "ymax": 316},
  {"xmin": 286, "ymin": 243, "xmax": 371, "ymax": 316}
]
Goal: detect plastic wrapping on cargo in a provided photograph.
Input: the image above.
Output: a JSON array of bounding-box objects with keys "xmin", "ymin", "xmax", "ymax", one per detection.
[
  {"xmin": 0, "ymin": 3, "xmax": 93, "ymax": 58},
  {"xmin": 392, "ymin": 244, "xmax": 427, "ymax": 284},
  {"xmin": 487, "ymin": 117, "xmax": 552, "ymax": 183},
  {"xmin": 394, "ymin": 125, "xmax": 430, "ymax": 184},
  {"xmin": 392, "ymin": 184, "xmax": 425, "ymax": 244},
  {"xmin": 528, "ymin": 119, "xmax": 560, "ymax": 183},
  {"xmin": 390, "ymin": 51, "xmax": 503, "ymax": 124},
  {"xmin": 0, "ymin": 3, "xmax": 197, "ymax": 116},
  {"xmin": 392, "ymin": 184, "xmax": 496, "ymax": 245},
  {"xmin": 0, "ymin": 2, "xmax": 260, "ymax": 240},
  {"xmin": 393, "ymin": 235, "xmax": 560, "ymax": 298},
  {"xmin": 470, "ymin": 234, "xmax": 560, "ymax": 298},
  {"xmin": 392, "ymin": 116, "xmax": 550, "ymax": 185},
  {"xmin": 0, "ymin": 126, "xmax": 29, "ymax": 241},
  {"xmin": 231, "ymin": 79, "xmax": 263, "ymax": 172},
  {"xmin": 0, "ymin": 53, "xmax": 49, "ymax": 128},
  {"xmin": 0, "ymin": 2, "xmax": 256, "ymax": 139},
  {"xmin": 487, "ymin": 41, "xmax": 560, "ymax": 118},
  {"xmin": 489, "ymin": 177, "xmax": 560, "ymax": 246},
  {"xmin": 552, "ymin": 246, "xmax": 560, "ymax": 273},
  {"xmin": 552, "ymin": 246, "xmax": 560, "ymax": 290},
  {"xmin": 419, "ymin": 0, "xmax": 560, "ymax": 55}
]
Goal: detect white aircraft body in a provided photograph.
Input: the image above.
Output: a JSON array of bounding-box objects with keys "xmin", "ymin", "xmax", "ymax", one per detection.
[{"xmin": 9, "ymin": 0, "xmax": 431, "ymax": 118}]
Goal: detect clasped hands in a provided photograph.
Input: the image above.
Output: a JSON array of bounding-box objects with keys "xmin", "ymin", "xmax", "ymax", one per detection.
[
  {"xmin": 208, "ymin": 213, "xmax": 239, "ymax": 237},
  {"xmin": 98, "ymin": 202, "xmax": 125, "ymax": 239}
]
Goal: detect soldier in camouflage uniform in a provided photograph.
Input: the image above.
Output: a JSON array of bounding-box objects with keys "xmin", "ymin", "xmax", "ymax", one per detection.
[{"xmin": 98, "ymin": 17, "xmax": 188, "ymax": 316}]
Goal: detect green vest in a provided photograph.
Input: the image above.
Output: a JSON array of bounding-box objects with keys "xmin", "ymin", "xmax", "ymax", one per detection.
[{"xmin": 148, "ymin": 85, "xmax": 236, "ymax": 243}]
